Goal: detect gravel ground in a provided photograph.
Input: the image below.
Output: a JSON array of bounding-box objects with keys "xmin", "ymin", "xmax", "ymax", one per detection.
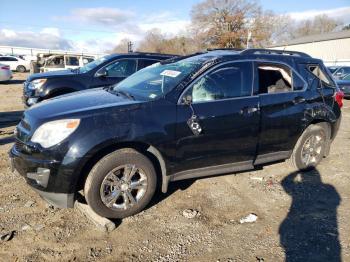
[{"xmin": 0, "ymin": 73, "xmax": 349, "ymax": 261}]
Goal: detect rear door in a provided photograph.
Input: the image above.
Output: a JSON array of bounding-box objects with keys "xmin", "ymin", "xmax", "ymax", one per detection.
[
  {"xmin": 173, "ymin": 61, "xmax": 260, "ymax": 174},
  {"xmin": 254, "ymin": 61, "xmax": 308, "ymax": 164},
  {"xmin": 90, "ymin": 59, "xmax": 137, "ymax": 88}
]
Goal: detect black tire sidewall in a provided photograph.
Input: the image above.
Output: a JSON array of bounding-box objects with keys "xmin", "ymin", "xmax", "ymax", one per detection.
[
  {"xmin": 293, "ymin": 124, "xmax": 328, "ymax": 170},
  {"xmin": 84, "ymin": 149, "xmax": 157, "ymax": 219}
]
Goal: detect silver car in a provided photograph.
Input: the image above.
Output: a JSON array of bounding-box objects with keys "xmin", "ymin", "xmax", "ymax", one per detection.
[{"xmin": 0, "ymin": 63, "xmax": 13, "ymax": 82}]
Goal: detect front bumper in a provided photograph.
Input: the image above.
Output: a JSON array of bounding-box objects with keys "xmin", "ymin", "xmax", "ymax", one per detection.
[{"xmin": 9, "ymin": 145, "xmax": 75, "ymax": 208}]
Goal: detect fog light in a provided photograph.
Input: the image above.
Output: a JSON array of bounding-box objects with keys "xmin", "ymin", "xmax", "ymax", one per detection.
[
  {"xmin": 27, "ymin": 97, "xmax": 39, "ymax": 106},
  {"xmin": 27, "ymin": 168, "xmax": 50, "ymax": 188}
]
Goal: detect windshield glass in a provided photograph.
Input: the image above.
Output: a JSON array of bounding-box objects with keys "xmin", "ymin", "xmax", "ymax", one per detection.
[
  {"xmin": 79, "ymin": 55, "xmax": 111, "ymax": 73},
  {"xmin": 112, "ymin": 59, "xmax": 202, "ymax": 100}
]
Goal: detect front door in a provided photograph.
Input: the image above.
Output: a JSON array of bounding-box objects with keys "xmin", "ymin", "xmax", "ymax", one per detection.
[{"xmin": 173, "ymin": 61, "xmax": 260, "ymax": 174}]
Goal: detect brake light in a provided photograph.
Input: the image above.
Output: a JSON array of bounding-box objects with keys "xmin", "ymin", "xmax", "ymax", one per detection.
[
  {"xmin": 335, "ymin": 91, "xmax": 344, "ymax": 108},
  {"xmin": 0, "ymin": 65, "xmax": 10, "ymax": 70}
]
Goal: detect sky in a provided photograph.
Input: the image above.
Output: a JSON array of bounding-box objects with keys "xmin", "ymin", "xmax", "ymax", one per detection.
[{"xmin": 0, "ymin": 0, "xmax": 349, "ymax": 53}]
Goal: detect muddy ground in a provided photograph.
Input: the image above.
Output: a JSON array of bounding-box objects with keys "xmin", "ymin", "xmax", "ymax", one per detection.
[{"xmin": 0, "ymin": 73, "xmax": 349, "ymax": 262}]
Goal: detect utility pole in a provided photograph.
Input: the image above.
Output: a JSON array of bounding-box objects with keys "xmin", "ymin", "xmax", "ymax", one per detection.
[
  {"xmin": 246, "ymin": 31, "xmax": 252, "ymax": 49},
  {"xmin": 127, "ymin": 41, "xmax": 133, "ymax": 53}
]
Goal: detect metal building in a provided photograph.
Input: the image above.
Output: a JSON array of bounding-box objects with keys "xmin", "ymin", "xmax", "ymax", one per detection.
[{"xmin": 270, "ymin": 30, "xmax": 350, "ymax": 66}]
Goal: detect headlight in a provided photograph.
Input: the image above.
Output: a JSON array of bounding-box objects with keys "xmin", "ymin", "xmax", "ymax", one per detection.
[
  {"xmin": 31, "ymin": 119, "xmax": 80, "ymax": 148},
  {"xmin": 28, "ymin": 79, "xmax": 47, "ymax": 90}
]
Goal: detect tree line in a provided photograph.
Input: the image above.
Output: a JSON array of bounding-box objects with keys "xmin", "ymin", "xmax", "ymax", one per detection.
[{"xmin": 113, "ymin": 0, "xmax": 349, "ymax": 55}]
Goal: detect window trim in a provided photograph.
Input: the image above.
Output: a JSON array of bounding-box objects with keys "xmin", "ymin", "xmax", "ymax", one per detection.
[{"xmin": 178, "ymin": 61, "xmax": 254, "ymax": 105}]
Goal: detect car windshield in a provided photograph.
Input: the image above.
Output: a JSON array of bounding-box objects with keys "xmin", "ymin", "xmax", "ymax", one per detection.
[
  {"xmin": 112, "ymin": 59, "xmax": 202, "ymax": 100},
  {"xmin": 79, "ymin": 55, "xmax": 111, "ymax": 73}
]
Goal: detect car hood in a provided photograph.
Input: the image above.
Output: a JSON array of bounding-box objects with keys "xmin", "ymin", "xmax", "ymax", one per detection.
[
  {"xmin": 27, "ymin": 69, "xmax": 80, "ymax": 81},
  {"xmin": 26, "ymin": 88, "xmax": 141, "ymax": 122}
]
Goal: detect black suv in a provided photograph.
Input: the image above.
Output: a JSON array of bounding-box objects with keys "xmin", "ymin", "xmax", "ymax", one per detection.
[
  {"xmin": 10, "ymin": 49, "xmax": 343, "ymax": 219},
  {"xmin": 23, "ymin": 52, "xmax": 175, "ymax": 107}
]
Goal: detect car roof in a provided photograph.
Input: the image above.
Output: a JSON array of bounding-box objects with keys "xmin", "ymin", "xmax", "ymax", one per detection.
[
  {"xmin": 107, "ymin": 52, "xmax": 176, "ymax": 60},
  {"xmin": 170, "ymin": 48, "xmax": 321, "ymax": 68}
]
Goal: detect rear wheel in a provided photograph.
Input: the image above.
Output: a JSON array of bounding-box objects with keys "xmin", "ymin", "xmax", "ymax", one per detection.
[
  {"xmin": 289, "ymin": 123, "xmax": 329, "ymax": 170},
  {"xmin": 84, "ymin": 148, "xmax": 157, "ymax": 219},
  {"xmin": 16, "ymin": 65, "xmax": 26, "ymax": 73}
]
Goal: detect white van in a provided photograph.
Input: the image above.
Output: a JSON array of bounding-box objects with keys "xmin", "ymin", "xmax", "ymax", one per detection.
[{"xmin": 40, "ymin": 54, "xmax": 95, "ymax": 72}]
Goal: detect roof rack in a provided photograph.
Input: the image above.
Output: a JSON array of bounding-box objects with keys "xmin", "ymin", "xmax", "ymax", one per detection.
[
  {"xmin": 207, "ymin": 48, "xmax": 244, "ymax": 52},
  {"xmin": 241, "ymin": 48, "xmax": 311, "ymax": 58}
]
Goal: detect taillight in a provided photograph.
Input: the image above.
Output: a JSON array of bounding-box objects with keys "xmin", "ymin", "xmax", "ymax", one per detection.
[
  {"xmin": 335, "ymin": 91, "xmax": 344, "ymax": 108},
  {"xmin": 0, "ymin": 65, "xmax": 10, "ymax": 70}
]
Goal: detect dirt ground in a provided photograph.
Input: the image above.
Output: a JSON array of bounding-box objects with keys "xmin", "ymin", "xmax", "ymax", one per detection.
[{"xmin": 0, "ymin": 73, "xmax": 349, "ymax": 262}]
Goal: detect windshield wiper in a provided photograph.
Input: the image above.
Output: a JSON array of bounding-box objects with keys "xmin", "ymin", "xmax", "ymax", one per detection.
[{"xmin": 113, "ymin": 89, "xmax": 135, "ymax": 100}]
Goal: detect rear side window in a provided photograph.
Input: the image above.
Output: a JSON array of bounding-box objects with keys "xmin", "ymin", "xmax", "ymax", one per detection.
[
  {"xmin": 257, "ymin": 63, "xmax": 306, "ymax": 94},
  {"xmin": 186, "ymin": 62, "xmax": 253, "ymax": 103},
  {"xmin": 308, "ymin": 65, "xmax": 334, "ymax": 87},
  {"xmin": 66, "ymin": 56, "xmax": 79, "ymax": 66},
  {"xmin": 258, "ymin": 63, "xmax": 292, "ymax": 94}
]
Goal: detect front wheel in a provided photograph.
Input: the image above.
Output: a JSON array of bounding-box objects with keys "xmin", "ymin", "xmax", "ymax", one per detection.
[
  {"xmin": 84, "ymin": 148, "xmax": 157, "ymax": 219},
  {"xmin": 289, "ymin": 123, "xmax": 329, "ymax": 170}
]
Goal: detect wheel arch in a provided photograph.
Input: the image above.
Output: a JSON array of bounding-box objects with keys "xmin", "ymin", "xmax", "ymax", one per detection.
[{"xmin": 75, "ymin": 141, "xmax": 168, "ymax": 195}]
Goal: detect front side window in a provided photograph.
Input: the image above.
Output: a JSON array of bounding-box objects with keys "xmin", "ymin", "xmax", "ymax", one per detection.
[
  {"xmin": 105, "ymin": 59, "xmax": 137, "ymax": 77},
  {"xmin": 185, "ymin": 62, "xmax": 253, "ymax": 103}
]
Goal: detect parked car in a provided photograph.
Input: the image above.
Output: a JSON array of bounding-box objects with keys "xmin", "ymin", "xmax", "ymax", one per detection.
[
  {"xmin": 10, "ymin": 49, "xmax": 343, "ymax": 219},
  {"xmin": 39, "ymin": 54, "xmax": 95, "ymax": 73},
  {"xmin": 0, "ymin": 63, "xmax": 13, "ymax": 82},
  {"xmin": 0, "ymin": 55, "xmax": 30, "ymax": 72},
  {"xmin": 23, "ymin": 52, "xmax": 176, "ymax": 107},
  {"xmin": 336, "ymin": 73, "xmax": 350, "ymax": 98},
  {"xmin": 331, "ymin": 66, "xmax": 350, "ymax": 80}
]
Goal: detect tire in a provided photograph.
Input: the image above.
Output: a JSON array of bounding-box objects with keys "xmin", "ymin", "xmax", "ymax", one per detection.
[
  {"xmin": 289, "ymin": 123, "xmax": 330, "ymax": 171},
  {"xmin": 16, "ymin": 65, "xmax": 26, "ymax": 73},
  {"xmin": 84, "ymin": 148, "xmax": 157, "ymax": 219}
]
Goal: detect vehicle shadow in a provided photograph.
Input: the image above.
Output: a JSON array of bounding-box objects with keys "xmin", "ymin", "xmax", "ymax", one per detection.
[
  {"xmin": 0, "ymin": 79, "xmax": 25, "ymax": 85},
  {"xmin": 279, "ymin": 169, "xmax": 341, "ymax": 262},
  {"xmin": 0, "ymin": 135, "xmax": 15, "ymax": 146},
  {"xmin": 0, "ymin": 110, "xmax": 23, "ymax": 128}
]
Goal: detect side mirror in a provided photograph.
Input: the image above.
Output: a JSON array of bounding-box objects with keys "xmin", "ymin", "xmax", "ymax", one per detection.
[
  {"xmin": 95, "ymin": 69, "xmax": 108, "ymax": 78},
  {"xmin": 182, "ymin": 95, "xmax": 192, "ymax": 105}
]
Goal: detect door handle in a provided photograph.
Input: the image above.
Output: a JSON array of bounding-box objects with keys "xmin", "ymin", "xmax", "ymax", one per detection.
[
  {"xmin": 293, "ymin": 96, "xmax": 306, "ymax": 104},
  {"xmin": 240, "ymin": 106, "xmax": 260, "ymax": 115}
]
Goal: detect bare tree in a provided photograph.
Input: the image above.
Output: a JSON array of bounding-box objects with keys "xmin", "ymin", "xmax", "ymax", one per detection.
[
  {"xmin": 191, "ymin": 0, "xmax": 260, "ymax": 48},
  {"xmin": 294, "ymin": 14, "xmax": 342, "ymax": 37}
]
